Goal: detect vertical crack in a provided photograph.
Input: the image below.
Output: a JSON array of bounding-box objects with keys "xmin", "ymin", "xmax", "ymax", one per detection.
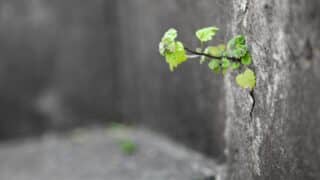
[
  {"xmin": 249, "ymin": 90, "xmax": 255, "ymax": 119},
  {"xmin": 243, "ymin": 0, "xmax": 249, "ymax": 13}
]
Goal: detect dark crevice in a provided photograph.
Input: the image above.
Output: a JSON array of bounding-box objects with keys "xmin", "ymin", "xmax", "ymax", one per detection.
[
  {"xmin": 202, "ymin": 175, "xmax": 216, "ymax": 180},
  {"xmin": 244, "ymin": 0, "xmax": 250, "ymax": 14},
  {"xmin": 249, "ymin": 89, "xmax": 255, "ymax": 119}
]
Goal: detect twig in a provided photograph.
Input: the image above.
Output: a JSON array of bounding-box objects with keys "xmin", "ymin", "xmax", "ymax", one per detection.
[{"xmin": 184, "ymin": 47, "xmax": 240, "ymax": 62}]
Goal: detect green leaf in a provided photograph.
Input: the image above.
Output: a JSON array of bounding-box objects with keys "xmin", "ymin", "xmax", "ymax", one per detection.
[
  {"xmin": 231, "ymin": 62, "xmax": 241, "ymax": 70},
  {"xmin": 159, "ymin": 28, "xmax": 178, "ymax": 56},
  {"xmin": 118, "ymin": 139, "xmax": 137, "ymax": 155},
  {"xmin": 159, "ymin": 42, "xmax": 166, "ymax": 56},
  {"xmin": 196, "ymin": 26, "xmax": 219, "ymax": 42},
  {"xmin": 228, "ymin": 35, "xmax": 245, "ymax": 46},
  {"xmin": 208, "ymin": 59, "xmax": 221, "ymax": 73},
  {"xmin": 236, "ymin": 68, "xmax": 256, "ymax": 90},
  {"xmin": 158, "ymin": 29, "xmax": 188, "ymax": 71},
  {"xmin": 221, "ymin": 58, "xmax": 231, "ymax": 75},
  {"xmin": 221, "ymin": 58, "xmax": 231, "ymax": 69},
  {"xmin": 206, "ymin": 44, "xmax": 226, "ymax": 57},
  {"xmin": 165, "ymin": 41, "xmax": 187, "ymax": 71},
  {"xmin": 196, "ymin": 48, "xmax": 202, "ymax": 53},
  {"xmin": 163, "ymin": 28, "xmax": 177, "ymax": 41},
  {"xmin": 227, "ymin": 35, "xmax": 248, "ymax": 58},
  {"xmin": 200, "ymin": 48, "xmax": 209, "ymax": 64},
  {"xmin": 241, "ymin": 52, "xmax": 252, "ymax": 65}
]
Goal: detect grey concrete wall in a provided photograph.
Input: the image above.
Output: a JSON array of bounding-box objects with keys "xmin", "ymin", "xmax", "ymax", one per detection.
[
  {"xmin": 0, "ymin": 0, "xmax": 230, "ymax": 158},
  {"xmin": 0, "ymin": 0, "xmax": 119, "ymax": 137},
  {"xmin": 0, "ymin": 0, "xmax": 59, "ymax": 138},
  {"xmin": 116, "ymin": 0, "xmax": 231, "ymax": 158},
  {"xmin": 44, "ymin": 0, "xmax": 119, "ymax": 128},
  {"xmin": 0, "ymin": 0, "xmax": 233, "ymax": 160},
  {"xmin": 224, "ymin": 0, "xmax": 320, "ymax": 179}
]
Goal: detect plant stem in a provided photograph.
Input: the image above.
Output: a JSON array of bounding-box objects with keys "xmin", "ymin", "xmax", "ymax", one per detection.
[
  {"xmin": 184, "ymin": 47, "xmax": 240, "ymax": 62},
  {"xmin": 187, "ymin": 54, "xmax": 201, "ymax": 59}
]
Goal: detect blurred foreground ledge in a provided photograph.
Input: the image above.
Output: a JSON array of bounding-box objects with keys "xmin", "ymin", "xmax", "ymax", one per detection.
[{"xmin": 0, "ymin": 126, "xmax": 225, "ymax": 180}]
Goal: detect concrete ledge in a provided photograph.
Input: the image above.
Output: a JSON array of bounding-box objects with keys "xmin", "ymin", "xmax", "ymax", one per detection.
[{"xmin": 0, "ymin": 127, "xmax": 223, "ymax": 180}]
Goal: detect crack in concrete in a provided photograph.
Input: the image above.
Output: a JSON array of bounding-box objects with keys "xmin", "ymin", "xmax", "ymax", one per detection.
[
  {"xmin": 249, "ymin": 90, "xmax": 255, "ymax": 120},
  {"xmin": 243, "ymin": 0, "xmax": 249, "ymax": 13}
]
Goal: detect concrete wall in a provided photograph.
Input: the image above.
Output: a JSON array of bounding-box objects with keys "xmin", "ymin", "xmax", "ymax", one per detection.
[
  {"xmin": 0, "ymin": 0, "xmax": 231, "ymax": 158},
  {"xmin": 0, "ymin": 0, "xmax": 59, "ymax": 138},
  {"xmin": 224, "ymin": 0, "xmax": 320, "ymax": 179},
  {"xmin": 0, "ymin": 0, "xmax": 118, "ymax": 137}
]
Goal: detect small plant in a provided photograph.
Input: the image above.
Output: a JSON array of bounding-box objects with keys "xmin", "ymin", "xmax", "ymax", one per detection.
[
  {"xmin": 118, "ymin": 139, "xmax": 137, "ymax": 155},
  {"xmin": 110, "ymin": 122, "xmax": 127, "ymax": 130},
  {"xmin": 158, "ymin": 27, "xmax": 256, "ymax": 90}
]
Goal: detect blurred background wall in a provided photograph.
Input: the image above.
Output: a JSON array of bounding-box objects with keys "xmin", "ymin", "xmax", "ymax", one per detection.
[
  {"xmin": 115, "ymin": 0, "xmax": 231, "ymax": 158},
  {"xmin": 0, "ymin": 0, "xmax": 232, "ymax": 159}
]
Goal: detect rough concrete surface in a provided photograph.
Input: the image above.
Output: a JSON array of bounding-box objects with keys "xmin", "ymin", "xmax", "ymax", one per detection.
[
  {"xmin": 224, "ymin": 0, "xmax": 320, "ymax": 179},
  {"xmin": 0, "ymin": 127, "xmax": 222, "ymax": 180}
]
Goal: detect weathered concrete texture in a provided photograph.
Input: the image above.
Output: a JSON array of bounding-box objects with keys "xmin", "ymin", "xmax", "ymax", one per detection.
[
  {"xmin": 0, "ymin": 127, "xmax": 222, "ymax": 180},
  {"xmin": 116, "ymin": 0, "xmax": 231, "ymax": 158},
  {"xmin": 225, "ymin": 0, "xmax": 320, "ymax": 179}
]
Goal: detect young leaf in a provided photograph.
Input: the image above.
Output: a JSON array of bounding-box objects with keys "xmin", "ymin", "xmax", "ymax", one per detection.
[
  {"xmin": 200, "ymin": 48, "xmax": 209, "ymax": 64},
  {"xmin": 206, "ymin": 44, "xmax": 226, "ymax": 57},
  {"xmin": 236, "ymin": 68, "xmax": 256, "ymax": 90},
  {"xmin": 159, "ymin": 28, "xmax": 178, "ymax": 56},
  {"xmin": 162, "ymin": 28, "xmax": 177, "ymax": 41},
  {"xmin": 196, "ymin": 26, "xmax": 219, "ymax": 42},
  {"xmin": 208, "ymin": 59, "xmax": 221, "ymax": 73},
  {"xmin": 221, "ymin": 58, "xmax": 231, "ymax": 75},
  {"xmin": 196, "ymin": 48, "xmax": 202, "ymax": 53},
  {"xmin": 221, "ymin": 58, "xmax": 231, "ymax": 69},
  {"xmin": 241, "ymin": 52, "xmax": 252, "ymax": 65},
  {"xmin": 165, "ymin": 41, "xmax": 187, "ymax": 71},
  {"xmin": 159, "ymin": 42, "xmax": 166, "ymax": 56},
  {"xmin": 227, "ymin": 35, "xmax": 248, "ymax": 58},
  {"xmin": 231, "ymin": 62, "xmax": 241, "ymax": 70}
]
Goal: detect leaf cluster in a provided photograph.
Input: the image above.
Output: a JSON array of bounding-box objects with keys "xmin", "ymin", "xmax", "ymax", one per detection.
[
  {"xmin": 159, "ymin": 28, "xmax": 187, "ymax": 71},
  {"xmin": 158, "ymin": 26, "xmax": 256, "ymax": 90}
]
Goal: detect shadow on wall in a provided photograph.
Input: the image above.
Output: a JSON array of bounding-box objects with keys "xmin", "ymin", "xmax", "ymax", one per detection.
[{"xmin": 0, "ymin": 0, "xmax": 230, "ymax": 159}]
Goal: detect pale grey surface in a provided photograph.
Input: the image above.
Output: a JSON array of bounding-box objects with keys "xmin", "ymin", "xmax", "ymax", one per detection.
[
  {"xmin": 0, "ymin": 127, "xmax": 221, "ymax": 180},
  {"xmin": 224, "ymin": 0, "xmax": 320, "ymax": 179}
]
